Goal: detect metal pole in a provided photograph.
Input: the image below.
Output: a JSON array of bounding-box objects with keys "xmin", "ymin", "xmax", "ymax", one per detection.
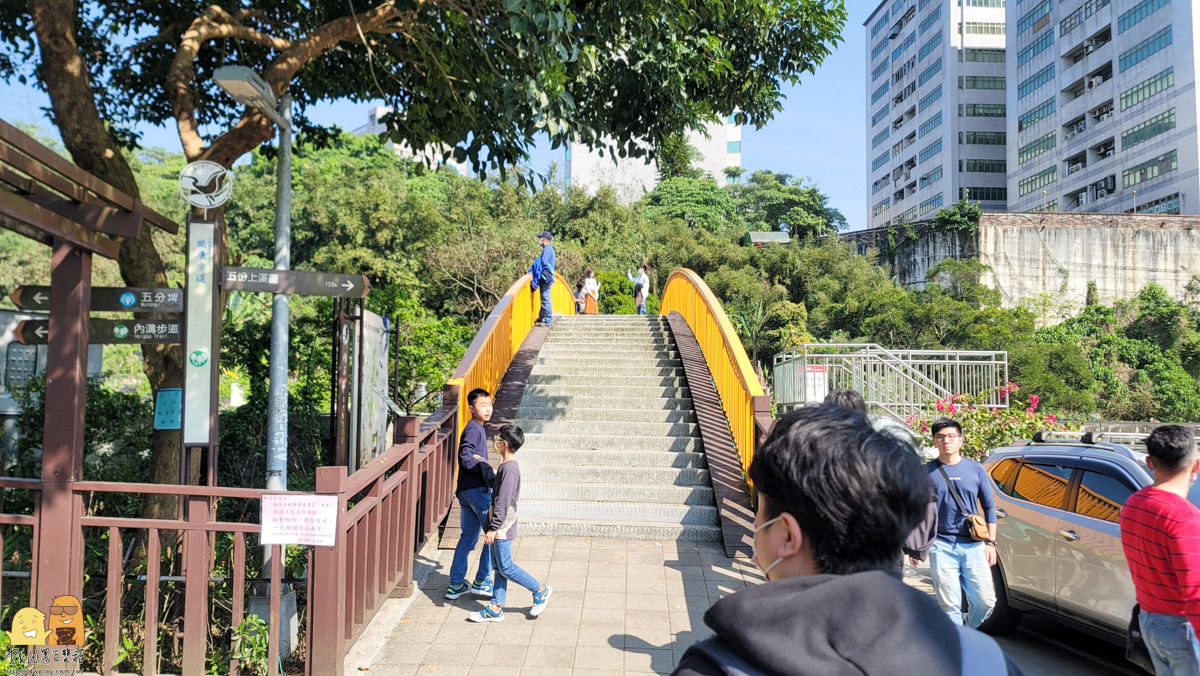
[{"xmin": 266, "ymin": 94, "xmax": 293, "ymax": 496}]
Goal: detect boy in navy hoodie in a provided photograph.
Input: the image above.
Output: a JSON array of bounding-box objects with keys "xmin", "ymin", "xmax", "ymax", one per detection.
[{"xmin": 446, "ymin": 388, "xmax": 496, "ymax": 599}]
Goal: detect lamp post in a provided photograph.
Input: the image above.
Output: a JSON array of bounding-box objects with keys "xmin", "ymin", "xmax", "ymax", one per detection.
[{"xmin": 213, "ymin": 66, "xmax": 293, "ymax": 500}]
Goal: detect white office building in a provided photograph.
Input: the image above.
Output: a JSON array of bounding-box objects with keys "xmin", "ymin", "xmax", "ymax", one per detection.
[
  {"xmin": 353, "ymin": 106, "xmax": 469, "ymax": 174},
  {"xmin": 1007, "ymin": 0, "xmax": 1197, "ymax": 215},
  {"xmin": 564, "ymin": 118, "xmax": 742, "ymax": 200},
  {"xmin": 865, "ymin": 0, "xmax": 1009, "ymax": 229}
]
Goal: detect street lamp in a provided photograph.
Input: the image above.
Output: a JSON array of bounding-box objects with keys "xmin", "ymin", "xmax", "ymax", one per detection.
[{"xmin": 213, "ymin": 65, "xmax": 293, "ymax": 499}]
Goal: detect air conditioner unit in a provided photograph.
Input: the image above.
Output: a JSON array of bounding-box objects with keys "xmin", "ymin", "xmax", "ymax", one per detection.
[
  {"xmin": 1096, "ymin": 188, "xmax": 1108, "ymax": 198},
  {"xmin": 1076, "ymin": 122, "xmax": 1087, "ymax": 133},
  {"xmin": 1087, "ymin": 77, "xmax": 1103, "ymax": 89},
  {"xmin": 1101, "ymin": 148, "xmax": 1115, "ymax": 158},
  {"xmin": 1097, "ymin": 111, "xmax": 1112, "ymax": 121},
  {"xmin": 1079, "ymin": 193, "xmax": 1090, "ymax": 205},
  {"xmin": 1069, "ymin": 162, "xmax": 1083, "ymax": 173}
]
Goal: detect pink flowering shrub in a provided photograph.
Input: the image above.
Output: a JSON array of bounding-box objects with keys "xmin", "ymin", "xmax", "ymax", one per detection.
[{"xmin": 906, "ymin": 383, "xmax": 1074, "ymax": 460}]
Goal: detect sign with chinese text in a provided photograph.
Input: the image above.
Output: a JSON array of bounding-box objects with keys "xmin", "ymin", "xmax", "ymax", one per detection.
[
  {"xmin": 221, "ymin": 266, "xmax": 369, "ymax": 298},
  {"xmin": 10, "ymin": 286, "xmax": 183, "ymax": 313},
  {"xmin": 183, "ymin": 220, "xmax": 216, "ymax": 445},
  {"xmin": 13, "ymin": 318, "xmax": 181, "ymax": 345},
  {"xmin": 154, "ymin": 388, "xmax": 183, "ymax": 430},
  {"xmin": 259, "ymin": 494, "xmax": 339, "ymax": 547},
  {"xmin": 803, "ymin": 365, "xmax": 828, "ymax": 403},
  {"xmin": 356, "ymin": 311, "xmax": 389, "ymax": 467}
]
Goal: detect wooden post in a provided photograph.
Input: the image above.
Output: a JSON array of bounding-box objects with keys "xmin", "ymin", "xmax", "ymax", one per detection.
[
  {"xmin": 309, "ymin": 466, "xmax": 348, "ymax": 676},
  {"xmin": 181, "ymin": 495, "xmax": 211, "ymax": 671}
]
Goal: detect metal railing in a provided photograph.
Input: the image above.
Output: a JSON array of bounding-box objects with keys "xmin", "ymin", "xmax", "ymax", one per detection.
[
  {"xmin": 660, "ymin": 270, "xmax": 771, "ymax": 481},
  {"xmin": 773, "ymin": 344, "xmax": 1008, "ymax": 420}
]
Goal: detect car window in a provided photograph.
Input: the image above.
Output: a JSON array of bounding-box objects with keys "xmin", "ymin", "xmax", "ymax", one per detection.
[
  {"xmin": 990, "ymin": 458, "xmax": 1020, "ymax": 496},
  {"xmin": 1012, "ymin": 462, "xmax": 1073, "ymax": 509},
  {"xmin": 1074, "ymin": 470, "xmax": 1135, "ymax": 523}
]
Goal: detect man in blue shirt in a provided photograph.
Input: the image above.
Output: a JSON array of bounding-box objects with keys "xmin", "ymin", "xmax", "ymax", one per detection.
[
  {"xmin": 925, "ymin": 418, "xmax": 998, "ymax": 628},
  {"xmin": 535, "ymin": 231, "xmax": 556, "ymax": 326},
  {"xmin": 627, "ymin": 265, "xmax": 650, "ymax": 316}
]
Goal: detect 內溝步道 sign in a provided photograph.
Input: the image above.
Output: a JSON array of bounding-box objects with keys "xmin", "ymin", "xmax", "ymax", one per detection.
[
  {"xmin": 221, "ymin": 267, "xmax": 369, "ymax": 298},
  {"xmin": 14, "ymin": 318, "xmax": 182, "ymax": 345}
]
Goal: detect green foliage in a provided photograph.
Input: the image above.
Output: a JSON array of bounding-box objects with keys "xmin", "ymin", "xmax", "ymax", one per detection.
[
  {"xmin": 656, "ymin": 133, "xmax": 706, "ymax": 181},
  {"xmin": 592, "ymin": 270, "xmax": 660, "ymax": 315},
  {"xmin": 907, "ymin": 385, "xmax": 1076, "ymax": 460},
  {"xmin": 644, "ymin": 177, "xmax": 739, "ymax": 238},
  {"xmin": 725, "ymin": 170, "xmax": 847, "ymax": 237},
  {"xmin": 932, "ymin": 199, "xmax": 982, "ymax": 233},
  {"xmin": 391, "ymin": 298, "xmax": 472, "ymax": 414},
  {"xmin": 1086, "ymin": 280, "xmax": 1099, "ymax": 307},
  {"xmin": 230, "ymin": 615, "xmax": 270, "ymax": 676}
]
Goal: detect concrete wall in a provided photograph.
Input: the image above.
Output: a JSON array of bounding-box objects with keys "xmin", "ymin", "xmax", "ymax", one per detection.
[{"xmin": 848, "ymin": 211, "xmax": 1200, "ymax": 307}]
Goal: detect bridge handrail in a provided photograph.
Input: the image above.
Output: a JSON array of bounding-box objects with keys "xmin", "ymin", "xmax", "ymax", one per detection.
[
  {"xmin": 659, "ymin": 269, "xmax": 770, "ymax": 481},
  {"xmin": 445, "ymin": 272, "xmax": 576, "ymax": 436}
]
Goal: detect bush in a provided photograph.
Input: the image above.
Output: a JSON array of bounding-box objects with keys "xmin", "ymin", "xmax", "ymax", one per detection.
[
  {"xmin": 592, "ymin": 270, "xmax": 660, "ymax": 315},
  {"xmin": 906, "ymin": 384, "xmax": 1075, "ymax": 460}
]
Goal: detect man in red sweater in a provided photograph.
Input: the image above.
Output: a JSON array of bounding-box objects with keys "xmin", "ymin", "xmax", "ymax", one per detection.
[{"xmin": 1120, "ymin": 424, "xmax": 1200, "ymax": 676}]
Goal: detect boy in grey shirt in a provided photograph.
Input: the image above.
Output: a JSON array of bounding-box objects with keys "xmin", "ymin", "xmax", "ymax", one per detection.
[{"xmin": 468, "ymin": 425, "xmax": 553, "ymax": 622}]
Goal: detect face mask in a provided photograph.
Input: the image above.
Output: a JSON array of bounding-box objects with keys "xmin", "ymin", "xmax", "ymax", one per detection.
[{"xmin": 751, "ymin": 515, "xmax": 785, "ymax": 580}]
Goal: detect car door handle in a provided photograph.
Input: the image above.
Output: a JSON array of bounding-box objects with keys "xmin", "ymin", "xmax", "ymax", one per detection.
[
  {"xmin": 1058, "ymin": 529, "xmax": 1080, "ymax": 542},
  {"xmin": 996, "ymin": 509, "xmax": 1007, "ymax": 518}
]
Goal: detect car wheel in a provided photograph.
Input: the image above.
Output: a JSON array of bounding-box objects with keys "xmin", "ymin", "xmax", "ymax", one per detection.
[{"xmin": 978, "ymin": 561, "xmax": 1022, "ymax": 636}]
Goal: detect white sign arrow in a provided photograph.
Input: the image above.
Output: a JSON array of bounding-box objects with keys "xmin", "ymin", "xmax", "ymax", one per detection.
[
  {"xmin": 34, "ymin": 326, "xmax": 48, "ymax": 339},
  {"xmin": 342, "ymin": 280, "xmax": 354, "ymax": 292},
  {"xmin": 32, "ymin": 292, "xmax": 48, "ymax": 305}
]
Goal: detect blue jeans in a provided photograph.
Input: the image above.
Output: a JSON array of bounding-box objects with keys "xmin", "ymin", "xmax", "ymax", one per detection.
[
  {"xmin": 538, "ymin": 283, "xmax": 554, "ymax": 325},
  {"xmin": 929, "ymin": 539, "xmax": 996, "ymax": 628},
  {"xmin": 448, "ymin": 487, "xmax": 493, "ymax": 587},
  {"xmin": 1141, "ymin": 610, "xmax": 1200, "ymax": 676},
  {"xmin": 489, "ymin": 539, "xmax": 540, "ymax": 608},
  {"xmin": 635, "ymin": 303, "xmax": 647, "ymax": 316}
]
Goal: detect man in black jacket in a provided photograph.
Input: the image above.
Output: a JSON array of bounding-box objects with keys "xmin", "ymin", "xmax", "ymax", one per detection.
[{"xmin": 671, "ymin": 405, "xmax": 1024, "ymax": 676}]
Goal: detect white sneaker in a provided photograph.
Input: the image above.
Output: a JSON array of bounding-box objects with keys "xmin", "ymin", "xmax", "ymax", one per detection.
[{"xmin": 530, "ymin": 585, "xmax": 553, "ymax": 617}]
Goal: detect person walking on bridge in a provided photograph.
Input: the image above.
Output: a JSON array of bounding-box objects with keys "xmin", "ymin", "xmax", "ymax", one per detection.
[
  {"xmin": 627, "ymin": 265, "xmax": 650, "ymax": 316},
  {"xmin": 531, "ymin": 231, "xmax": 556, "ymax": 327}
]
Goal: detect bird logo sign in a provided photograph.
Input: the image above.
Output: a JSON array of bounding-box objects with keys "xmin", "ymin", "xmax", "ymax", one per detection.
[{"xmin": 178, "ymin": 160, "xmax": 234, "ymax": 209}]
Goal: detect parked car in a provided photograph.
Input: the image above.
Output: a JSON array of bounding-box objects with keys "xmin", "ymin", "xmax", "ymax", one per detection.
[{"xmin": 978, "ymin": 432, "xmax": 1200, "ymax": 646}]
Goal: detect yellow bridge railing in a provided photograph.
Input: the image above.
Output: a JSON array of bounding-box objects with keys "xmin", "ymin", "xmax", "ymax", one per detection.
[
  {"xmin": 445, "ymin": 273, "xmax": 575, "ymax": 437},
  {"xmin": 660, "ymin": 269, "xmax": 772, "ymax": 481}
]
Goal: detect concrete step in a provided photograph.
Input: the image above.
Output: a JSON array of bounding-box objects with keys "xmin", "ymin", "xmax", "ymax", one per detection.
[
  {"xmin": 543, "ymin": 338, "xmax": 675, "ymax": 348},
  {"xmin": 518, "ymin": 394, "xmax": 694, "ymax": 411},
  {"xmin": 521, "ymin": 433, "xmax": 703, "ymax": 452},
  {"xmin": 538, "ymin": 348, "xmax": 681, "ymax": 359},
  {"xmin": 530, "ymin": 365, "xmax": 685, "ymax": 378},
  {"xmin": 520, "ymin": 500, "xmax": 719, "ymax": 526},
  {"xmin": 516, "ymin": 406, "xmax": 697, "ymax": 424},
  {"xmin": 515, "ymin": 418, "xmax": 699, "ymax": 437},
  {"xmin": 527, "ymin": 374, "xmax": 687, "ymax": 388},
  {"xmin": 536, "ymin": 355, "xmax": 683, "ymax": 368},
  {"xmin": 548, "ymin": 332, "xmax": 673, "ymax": 340},
  {"xmin": 518, "ymin": 448, "xmax": 707, "ymax": 469},
  {"xmin": 519, "ymin": 519, "xmax": 721, "ymax": 542},
  {"xmin": 520, "ymin": 464, "xmax": 710, "ymax": 486},
  {"xmin": 522, "ymin": 481, "xmax": 715, "ymax": 505}
]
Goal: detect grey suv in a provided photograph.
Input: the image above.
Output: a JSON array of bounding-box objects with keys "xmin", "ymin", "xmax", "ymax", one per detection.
[{"xmin": 978, "ymin": 433, "xmax": 1200, "ymax": 642}]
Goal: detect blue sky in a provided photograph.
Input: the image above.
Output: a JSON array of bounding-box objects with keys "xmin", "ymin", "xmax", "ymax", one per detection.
[{"xmin": 0, "ymin": 7, "xmax": 869, "ymax": 227}]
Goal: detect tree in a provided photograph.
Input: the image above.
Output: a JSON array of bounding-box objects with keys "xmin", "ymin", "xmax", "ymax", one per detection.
[
  {"xmin": 391, "ymin": 301, "xmax": 471, "ymax": 415},
  {"xmin": 932, "ymin": 198, "xmax": 982, "ymax": 233},
  {"xmin": 725, "ymin": 170, "xmax": 847, "ymax": 237},
  {"xmin": 656, "ymin": 132, "xmax": 705, "ymax": 181},
  {"xmin": 644, "ymin": 177, "xmax": 739, "ymax": 237}
]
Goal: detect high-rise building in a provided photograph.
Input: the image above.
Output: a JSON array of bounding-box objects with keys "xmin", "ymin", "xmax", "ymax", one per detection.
[
  {"xmin": 353, "ymin": 106, "xmax": 469, "ymax": 174},
  {"xmin": 564, "ymin": 118, "xmax": 742, "ymax": 199},
  {"xmin": 865, "ymin": 0, "xmax": 1009, "ymax": 229},
  {"xmin": 1007, "ymin": 0, "xmax": 1195, "ymax": 215}
]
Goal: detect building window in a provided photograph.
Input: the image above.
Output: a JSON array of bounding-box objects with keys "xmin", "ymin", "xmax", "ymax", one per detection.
[
  {"xmin": 1120, "ymin": 26, "xmax": 1172, "ymax": 73},
  {"xmin": 1127, "ymin": 192, "xmax": 1181, "ymax": 214},
  {"xmin": 919, "ymin": 112, "xmax": 943, "ymax": 138},
  {"xmin": 1121, "ymin": 67, "xmax": 1174, "ymax": 111},
  {"xmin": 1019, "ymin": 166, "xmax": 1057, "ymax": 196},
  {"xmin": 919, "ymin": 0, "xmax": 936, "ymax": 9},
  {"xmin": 872, "ymin": 82, "xmax": 891, "ymax": 105},
  {"xmin": 1031, "ymin": 199, "xmax": 1058, "ymax": 212},
  {"xmin": 872, "ymin": 59, "xmax": 890, "ymax": 82},
  {"xmin": 873, "ymin": 151, "xmax": 891, "ymax": 171},
  {"xmin": 961, "ymin": 131, "xmax": 1006, "ymax": 145},
  {"xmin": 1019, "ymin": 131, "xmax": 1056, "ymax": 163},
  {"xmin": 961, "ymin": 187, "xmax": 1007, "ymax": 201},
  {"xmin": 892, "ymin": 0, "xmax": 908, "ymax": 16},
  {"xmin": 1119, "ymin": 0, "xmax": 1170, "ymax": 34},
  {"xmin": 873, "ymin": 128, "xmax": 892, "ymax": 149},
  {"xmin": 873, "ymin": 197, "xmax": 892, "ymax": 216},
  {"xmin": 871, "ymin": 12, "xmax": 890, "ymax": 38},
  {"xmin": 1123, "ymin": 149, "xmax": 1177, "ymax": 188},
  {"xmin": 893, "ymin": 32, "xmax": 917, "ymax": 63},
  {"xmin": 565, "ymin": 147, "xmax": 572, "ymax": 160},
  {"xmin": 961, "ymin": 48, "xmax": 1005, "ymax": 62},
  {"xmin": 1018, "ymin": 31, "xmax": 1054, "ymax": 67},
  {"xmin": 919, "ymin": 7, "xmax": 941, "ymax": 34},
  {"xmin": 564, "ymin": 177, "xmax": 571, "ymax": 186},
  {"xmin": 920, "ymin": 193, "xmax": 944, "ymax": 214},
  {"xmin": 872, "ymin": 38, "xmax": 890, "ymax": 61},
  {"xmin": 920, "ymin": 165, "xmax": 943, "ymax": 189},
  {"xmin": 1019, "ymin": 98, "xmax": 1056, "ymax": 131},
  {"xmin": 1017, "ymin": 0, "xmax": 1052, "ymax": 35},
  {"xmin": 962, "ymin": 159, "xmax": 1007, "ymax": 173},
  {"xmin": 960, "ymin": 76, "xmax": 1005, "ymax": 90},
  {"xmin": 872, "ymin": 104, "xmax": 891, "ymax": 126},
  {"xmin": 963, "ymin": 22, "xmax": 1005, "ymax": 35},
  {"xmin": 919, "ymin": 85, "xmax": 942, "ymax": 113},
  {"xmin": 727, "ymin": 113, "xmax": 739, "ymax": 124},
  {"xmin": 919, "ymin": 32, "xmax": 942, "ymax": 61},
  {"xmin": 919, "ymin": 138, "xmax": 943, "ymax": 163},
  {"xmin": 1018, "ymin": 64, "xmax": 1055, "ymax": 100},
  {"xmin": 873, "ymin": 175, "xmax": 892, "ymax": 194},
  {"xmin": 727, "ymin": 141, "xmax": 742, "ymax": 154},
  {"xmin": 918, "ymin": 59, "xmax": 943, "ymax": 87},
  {"xmin": 961, "ymin": 0, "xmax": 1004, "ymax": 6},
  {"xmin": 1121, "ymin": 109, "xmax": 1175, "ymax": 150},
  {"xmin": 1061, "ymin": 0, "xmax": 1111, "ymax": 38},
  {"xmin": 960, "ymin": 103, "xmax": 1005, "ymax": 117}
]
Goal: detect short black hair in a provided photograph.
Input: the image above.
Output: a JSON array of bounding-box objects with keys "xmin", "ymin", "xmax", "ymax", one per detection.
[
  {"xmin": 824, "ymin": 388, "xmax": 867, "ymax": 414},
  {"xmin": 748, "ymin": 405, "xmax": 931, "ymax": 575},
  {"xmin": 576, "ymin": 281, "xmax": 584, "ymax": 290},
  {"xmin": 931, "ymin": 418, "xmax": 962, "ymax": 436},
  {"xmin": 1145, "ymin": 424, "xmax": 1196, "ymax": 473},
  {"xmin": 467, "ymin": 388, "xmax": 491, "ymax": 408},
  {"xmin": 497, "ymin": 424, "xmax": 524, "ymax": 452}
]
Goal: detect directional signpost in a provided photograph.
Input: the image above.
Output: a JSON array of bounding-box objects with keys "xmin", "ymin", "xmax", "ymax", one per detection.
[
  {"xmin": 11, "ymin": 286, "xmax": 184, "ymax": 313},
  {"xmin": 221, "ymin": 267, "xmax": 369, "ymax": 298},
  {"xmin": 14, "ymin": 318, "xmax": 183, "ymax": 345}
]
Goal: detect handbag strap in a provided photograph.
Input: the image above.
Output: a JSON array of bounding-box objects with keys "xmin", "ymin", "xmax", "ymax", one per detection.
[{"xmin": 936, "ymin": 461, "xmax": 978, "ymax": 517}]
